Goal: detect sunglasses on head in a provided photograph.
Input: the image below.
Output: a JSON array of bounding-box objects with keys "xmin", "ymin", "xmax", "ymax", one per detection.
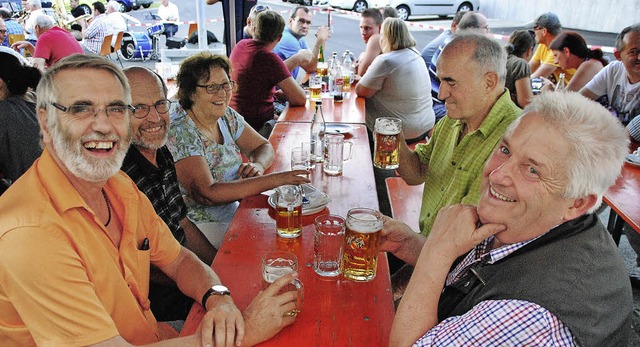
[{"xmin": 251, "ymin": 4, "xmax": 271, "ymax": 15}]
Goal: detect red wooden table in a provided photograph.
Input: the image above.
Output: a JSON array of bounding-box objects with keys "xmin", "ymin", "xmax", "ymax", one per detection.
[
  {"xmin": 181, "ymin": 122, "xmax": 395, "ymax": 346},
  {"xmin": 385, "ymin": 177, "xmax": 423, "ymax": 232},
  {"xmin": 604, "ymin": 158, "xmax": 640, "ymax": 242},
  {"xmin": 278, "ymin": 92, "xmax": 366, "ymax": 124}
]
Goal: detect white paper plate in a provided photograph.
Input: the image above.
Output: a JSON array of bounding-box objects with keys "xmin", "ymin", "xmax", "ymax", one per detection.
[
  {"xmin": 625, "ymin": 154, "xmax": 640, "ymax": 167},
  {"xmin": 322, "ymin": 123, "xmax": 353, "ymax": 135},
  {"xmin": 268, "ymin": 184, "xmax": 330, "ymax": 216}
]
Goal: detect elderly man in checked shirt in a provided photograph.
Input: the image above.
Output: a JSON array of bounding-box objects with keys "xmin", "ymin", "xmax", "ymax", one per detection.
[{"xmin": 383, "ymin": 92, "xmax": 633, "ymax": 346}]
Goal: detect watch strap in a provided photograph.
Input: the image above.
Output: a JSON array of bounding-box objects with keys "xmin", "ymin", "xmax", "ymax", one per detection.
[{"xmin": 201, "ymin": 286, "xmax": 230, "ymax": 309}]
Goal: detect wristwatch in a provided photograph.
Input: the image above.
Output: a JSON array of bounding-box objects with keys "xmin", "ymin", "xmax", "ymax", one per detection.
[{"xmin": 201, "ymin": 285, "xmax": 231, "ymax": 309}]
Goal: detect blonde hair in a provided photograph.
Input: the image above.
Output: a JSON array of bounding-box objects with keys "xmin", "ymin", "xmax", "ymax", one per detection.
[{"xmin": 381, "ymin": 18, "xmax": 416, "ymax": 51}]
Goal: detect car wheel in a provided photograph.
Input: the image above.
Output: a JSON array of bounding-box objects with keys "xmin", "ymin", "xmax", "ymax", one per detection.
[
  {"xmin": 396, "ymin": 5, "xmax": 410, "ymax": 20},
  {"xmin": 457, "ymin": 1, "xmax": 474, "ymax": 12},
  {"xmin": 118, "ymin": 1, "xmax": 127, "ymax": 12},
  {"xmin": 353, "ymin": 0, "xmax": 367, "ymax": 13},
  {"xmin": 142, "ymin": 3, "xmax": 151, "ymax": 8}
]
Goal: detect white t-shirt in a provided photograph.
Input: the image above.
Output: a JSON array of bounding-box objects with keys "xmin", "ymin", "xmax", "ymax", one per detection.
[
  {"xmin": 157, "ymin": 2, "xmax": 179, "ymax": 23},
  {"xmin": 584, "ymin": 60, "xmax": 640, "ymax": 124},
  {"xmin": 106, "ymin": 12, "xmax": 127, "ymax": 45},
  {"xmin": 359, "ymin": 47, "xmax": 436, "ymax": 139}
]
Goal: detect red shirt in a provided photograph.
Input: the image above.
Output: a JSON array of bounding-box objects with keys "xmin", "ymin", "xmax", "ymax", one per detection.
[
  {"xmin": 34, "ymin": 26, "xmax": 84, "ymax": 68},
  {"xmin": 229, "ymin": 39, "xmax": 292, "ymax": 131}
]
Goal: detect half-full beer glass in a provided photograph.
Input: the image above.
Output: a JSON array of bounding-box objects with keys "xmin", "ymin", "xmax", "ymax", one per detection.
[
  {"xmin": 275, "ymin": 185, "xmax": 303, "ymax": 238},
  {"xmin": 373, "ymin": 117, "xmax": 402, "ymax": 170},
  {"xmin": 341, "ymin": 208, "xmax": 383, "ymax": 282}
]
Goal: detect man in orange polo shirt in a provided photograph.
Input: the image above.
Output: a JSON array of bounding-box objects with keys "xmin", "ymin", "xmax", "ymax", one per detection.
[{"xmin": 0, "ymin": 55, "xmax": 299, "ymax": 346}]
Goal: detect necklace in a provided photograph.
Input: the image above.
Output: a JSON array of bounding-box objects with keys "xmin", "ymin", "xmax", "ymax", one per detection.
[{"xmin": 101, "ymin": 189, "xmax": 111, "ymax": 227}]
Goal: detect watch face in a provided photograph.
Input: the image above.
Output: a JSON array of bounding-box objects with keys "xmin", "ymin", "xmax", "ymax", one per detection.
[{"xmin": 212, "ymin": 284, "xmax": 229, "ymax": 293}]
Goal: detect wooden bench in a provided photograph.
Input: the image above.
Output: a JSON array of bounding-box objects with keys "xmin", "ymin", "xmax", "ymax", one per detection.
[{"xmin": 385, "ymin": 176, "xmax": 423, "ymax": 232}]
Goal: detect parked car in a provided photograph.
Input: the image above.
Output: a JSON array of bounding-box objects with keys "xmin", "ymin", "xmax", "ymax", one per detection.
[
  {"xmin": 135, "ymin": 0, "xmax": 154, "ymax": 10},
  {"xmin": 386, "ymin": 0, "xmax": 478, "ymax": 20},
  {"xmin": 62, "ymin": 0, "xmax": 138, "ymax": 13},
  {"xmin": 328, "ymin": 0, "xmax": 386, "ymax": 13}
]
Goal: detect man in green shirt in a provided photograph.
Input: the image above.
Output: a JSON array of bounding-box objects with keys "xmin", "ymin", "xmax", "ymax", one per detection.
[{"xmin": 383, "ymin": 32, "xmax": 521, "ymax": 299}]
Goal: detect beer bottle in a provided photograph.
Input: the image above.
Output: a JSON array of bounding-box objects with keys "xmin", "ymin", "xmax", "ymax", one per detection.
[
  {"xmin": 310, "ymin": 101, "xmax": 326, "ymax": 163},
  {"xmin": 333, "ymin": 64, "xmax": 344, "ymax": 102},
  {"xmin": 555, "ymin": 73, "xmax": 566, "ymax": 91},
  {"xmin": 328, "ymin": 52, "xmax": 338, "ymax": 93},
  {"xmin": 318, "ymin": 45, "xmax": 325, "ymax": 64},
  {"xmin": 342, "ymin": 50, "xmax": 353, "ymax": 94}
]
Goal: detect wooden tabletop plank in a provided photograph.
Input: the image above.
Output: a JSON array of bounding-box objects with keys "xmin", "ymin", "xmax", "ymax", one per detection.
[
  {"xmin": 277, "ymin": 92, "xmax": 366, "ymax": 124},
  {"xmin": 385, "ymin": 177, "xmax": 423, "ymax": 232}
]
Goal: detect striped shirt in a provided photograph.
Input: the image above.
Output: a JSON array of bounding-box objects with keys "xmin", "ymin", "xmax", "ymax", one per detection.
[
  {"xmin": 627, "ymin": 115, "xmax": 640, "ymax": 142},
  {"xmin": 414, "ymin": 235, "xmax": 577, "ymax": 346},
  {"xmin": 83, "ymin": 14, "xmax": 109, "ymax": 54}
]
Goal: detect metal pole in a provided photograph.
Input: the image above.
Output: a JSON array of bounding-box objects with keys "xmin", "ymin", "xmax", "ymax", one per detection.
[
  {"xmin": 228, "ymin": 0, "xmax": 236, "ymax": 54},
  {"xmin": 196, "ymin": 0, "xmax": 207, "ymax": 49}
]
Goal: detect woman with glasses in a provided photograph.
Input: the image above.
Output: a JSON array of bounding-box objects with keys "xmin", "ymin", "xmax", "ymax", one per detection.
[
  {"xmin": 0, "ymin": 52, "xmax": 42, "ymax": 189},
  {"xmin": 168, "ymin": 52, "xmax": 309, "ymax": 248}
]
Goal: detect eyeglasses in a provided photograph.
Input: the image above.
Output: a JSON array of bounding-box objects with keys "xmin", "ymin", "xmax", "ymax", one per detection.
[
  {"xmin": 132, "ymin": 99, "xmax": 173, "ymax": 119},
  {"xmin": 196, "ymin": 81, "xmax": 235, "ymax": 95},
  {"xmin": 50, "ymin": 102, "xmax": 134, "ymax": 119},
  {"xmin": 250, "ymin": 4, "xmax": 270, "ymax": 15},
  {"xmin": 0, "ymin": 30, "xmax": 7, "ymax": 34}
]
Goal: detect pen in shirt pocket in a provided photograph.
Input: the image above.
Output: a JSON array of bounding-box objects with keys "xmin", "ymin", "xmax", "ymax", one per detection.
[{"xmin": 140, "ymin": 238, "xmax": 150, "ymax": 250}]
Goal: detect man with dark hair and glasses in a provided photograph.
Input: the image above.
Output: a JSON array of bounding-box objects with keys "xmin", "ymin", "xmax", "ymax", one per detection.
[
  {"xmin": 274, "ymin": 5, "xmax": 330, "ymax": 81},
  {"xmin": 0, "ymin": 54, "xmax": 299, "ymax": 346},
  {"xmin": 121, "ymin": 66, "xmax": 218, "ymax": 322}
]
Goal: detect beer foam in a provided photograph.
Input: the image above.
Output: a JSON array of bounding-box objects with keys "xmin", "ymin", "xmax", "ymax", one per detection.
[
  {"xmin": 375, "ymin": 124, "xmax": 401, "ymax": 136},
  {"xmin": 347, "ymin": 212, "xmax": 382, "ymax": 234}
]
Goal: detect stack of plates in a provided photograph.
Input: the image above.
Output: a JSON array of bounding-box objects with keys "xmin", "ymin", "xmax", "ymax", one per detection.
[{"xmin": 268, "ymin": 184, "xmax": 331, "ymax": 215}]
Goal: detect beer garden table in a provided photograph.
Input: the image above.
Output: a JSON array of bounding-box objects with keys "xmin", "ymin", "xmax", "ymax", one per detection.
[
  {"xmin": 277, "ymin": 92, "xmax": 366, "ymax": 124},
  {"xmin": 180, "ymin": 104, "xmax": 395, "ymax": 345},
  {"xmin": 605, "ymin": 140, "xmax": 640, "ymax": 243}
]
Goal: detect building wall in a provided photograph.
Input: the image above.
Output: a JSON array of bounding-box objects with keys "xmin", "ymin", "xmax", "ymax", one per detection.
[{"xmin": 479, "ymin": 0, "xmax": 636, "ymax": 34}]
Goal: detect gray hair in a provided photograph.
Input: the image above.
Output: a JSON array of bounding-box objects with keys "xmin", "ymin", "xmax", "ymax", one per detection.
[
  {"xmin": 615, "ymin": 23, "xmax": 640, "ymax": 53},
  {"xmin": 107, "ymin": 0, "xmax": 120, "ymax": 12},
  {"xmin": 445, "ymin": 32, "xmax": 507, "ymax": 83},
  {"xmin": 28, "ymin": 0, "xmax": 42, "ymax": 8},
  {"xmin": 510, "ymin": 92, "xmax": 629, "ymax": 213},
  {"xmin": 36, "ymin": 54, "xmax": 131, "ymax": 127},
  {"xmin": 34, "ymin": 14, "xmax": 54, "ymax": 30}
]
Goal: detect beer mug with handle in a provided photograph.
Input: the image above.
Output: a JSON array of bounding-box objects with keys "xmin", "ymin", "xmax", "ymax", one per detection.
[
  {"xmin": 341, "ymin": 208, "xmax": 383, "ymax": 282},
  {"xmin": 261, "ymin": 251, "xmax": 304, "ymax": 316},
  {"xmin": 323, "ymin": 133, "xmax": 353, "ymax": 176},
  {"xmin": 373, "ymin": 117, "xmax": 402, "ymax": 170}
]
